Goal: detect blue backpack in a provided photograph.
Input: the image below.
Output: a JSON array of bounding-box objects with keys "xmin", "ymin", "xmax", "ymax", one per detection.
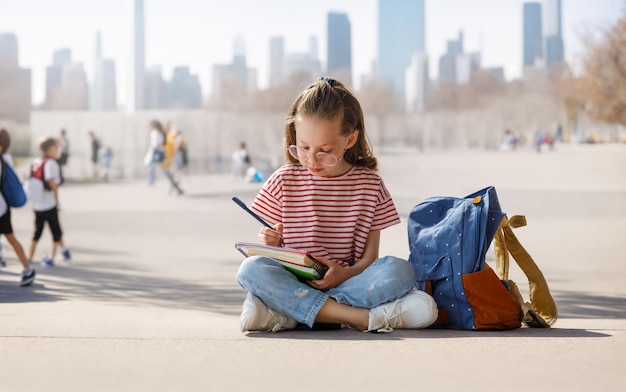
[
  {"xmin": 408, "ymin": 186, "xmax": 557, "ymax": 330},
  {"xmin": 0, "ymin": 157, "xmax": 27, "ymax": 208}
]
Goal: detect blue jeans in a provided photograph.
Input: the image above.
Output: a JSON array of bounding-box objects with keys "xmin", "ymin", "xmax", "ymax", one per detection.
[
  {"xmin": 236, "ymin": 255, "xmax": 416, "ymax": 328},
  {"xmin": 148, "ymin": 162, "xmax": 157, "ymax": 184}
]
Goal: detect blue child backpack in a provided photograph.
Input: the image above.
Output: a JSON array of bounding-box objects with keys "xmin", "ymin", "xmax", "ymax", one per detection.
[
  {"xmin": 408, "ymin": 186, "xmax": 557, "ymax": 330},
  {"xmin": 0, "ymin": 157, "xmax": 27, "ymax": 208}
]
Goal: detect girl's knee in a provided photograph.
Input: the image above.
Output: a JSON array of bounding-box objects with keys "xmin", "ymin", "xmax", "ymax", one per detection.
[
  {"xmin": 377, "ymin": 255, "xmax": 416, "ymax": 287},
  {"xmin": 236, "ymin": 256, "xmax": 273, "ymax": 283},
  {"xmin": 236, "ymin": 256, "xmax": 282, "ymax": 294}
]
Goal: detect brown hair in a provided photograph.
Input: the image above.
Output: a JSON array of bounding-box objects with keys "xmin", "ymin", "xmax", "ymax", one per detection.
[
  {"xmin": 0, "ymin": 128, "xmax": 10, "ymax": 153},
  {"xmin": 38, "ymin": 136, "xmax": 58, "ymax": 156},
  {"xmin": 150, "ymin": 120, "xmax": 166, "ymax": 146},
  {"xmin": 284, "ymin": 77, "xmax": 377, "ymax": 171}
]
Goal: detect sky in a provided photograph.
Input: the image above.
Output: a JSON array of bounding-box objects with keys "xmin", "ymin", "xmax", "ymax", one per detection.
[{"xmin": 1, "ymin": 0, "xmax": 624, "ymax": 106}]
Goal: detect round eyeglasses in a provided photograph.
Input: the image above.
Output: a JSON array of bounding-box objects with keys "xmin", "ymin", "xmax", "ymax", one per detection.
[{"xmin": 288, "ymin": 145, "xmax": 344, "ymax": 167}]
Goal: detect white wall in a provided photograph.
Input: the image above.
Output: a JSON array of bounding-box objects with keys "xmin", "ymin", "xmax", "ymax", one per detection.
[{"xmin": 29, "ymin": 110, "xmax": 286, "ymax": 180}]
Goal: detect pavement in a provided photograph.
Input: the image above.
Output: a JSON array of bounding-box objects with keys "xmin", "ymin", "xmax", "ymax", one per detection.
[{"xmin": 1, "ymin": 144, "xmax": 625, "ymax": 392}]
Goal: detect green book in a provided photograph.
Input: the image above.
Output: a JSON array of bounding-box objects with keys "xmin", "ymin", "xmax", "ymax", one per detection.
[{"xmin": 235, "ymin": 242, "xmax": 328, "ymax": 280}]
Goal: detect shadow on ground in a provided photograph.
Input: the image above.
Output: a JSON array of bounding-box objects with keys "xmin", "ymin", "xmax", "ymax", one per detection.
[
  {"xmin": 3, "ymin": 253, "xmax": 624, "ymax": 328},
  {"xmin": 243, "ymin": 325, "xmax": 611, "ymax": 341},
  {"xmin": 0, "ymin": 276, "xmax": 63, "ymax": 304},
  {"xmin": 0, "ymin": 258, "xmax": 244, "ymax": 316},
  {"xmin": 553, "ymin": 290, "xmax": 626, "ymax": 319}
]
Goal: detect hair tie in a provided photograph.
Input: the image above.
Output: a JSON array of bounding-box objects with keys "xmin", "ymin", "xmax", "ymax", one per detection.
[{"xmin": 319, "ymin": 76, "xmax": 337, "ymax": 87}]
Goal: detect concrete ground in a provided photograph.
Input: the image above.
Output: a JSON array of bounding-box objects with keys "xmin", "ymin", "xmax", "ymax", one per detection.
[{"xmin": 1, "ymin": 144, "xmax": 625, "ymax": 392}]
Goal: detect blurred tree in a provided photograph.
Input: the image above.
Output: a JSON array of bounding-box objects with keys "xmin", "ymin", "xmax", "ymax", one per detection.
[
  {"xmin": 561, "ymin": 13, "xmax": 626, "ymax": 126},
  {"xmin": 228, "ymin": 72, "xmax": 321, "ymax": 113},
  {"xmin": 217, "ymin": 74, "xmax": 247, "ymax": 110},
  {"xmin": 553, "ymin": 66, "xmax": 586, "ymax": 134},
  {"xmin": 357, "ymin": 79, "xmax": 400, "ymax": 146},
  {"xmin": 427, "ymin": 70, "xmax": 506, "ymax": 111},
  {"xmin": 245, "ymin": 78, "xmax": 304, "ymax": 113}
]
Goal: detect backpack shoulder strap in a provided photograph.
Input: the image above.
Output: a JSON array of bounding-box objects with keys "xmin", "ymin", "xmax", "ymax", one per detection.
[
  {"xmin": 0, "ymin": 155, "xmax": 5, "ymax": 186},
  {"xmin": 494, "ymin": 215, "xmax": 558, "ymax": 327}
]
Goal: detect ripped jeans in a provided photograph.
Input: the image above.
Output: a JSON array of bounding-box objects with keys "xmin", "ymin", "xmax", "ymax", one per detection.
[{"xmin": 236, "ymin": 255, "xmax": 416, "ymax": 328}]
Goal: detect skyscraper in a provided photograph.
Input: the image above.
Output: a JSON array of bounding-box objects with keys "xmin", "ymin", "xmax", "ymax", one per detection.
[
  {"xmin": 438, "ymin": 31, "xmax": 480, "ymax": 85},
  {"xmin": 232, "ymin": 36, "xmax": 248, "ymax": 91},
  {"xmin": 438, "ymin": 31, "xmax": 464, "ymax": 83},
  {"xmin": 129, "ymin": 0, "xmax": 145, "ymax": 111},
  {"xmin": 327, "ymin": 12, "xmax": 352, "ymax": 86},
  {"xmin": 405, "ymin": 52, "xmax": 429, "ymax": 113},
  {"xmin": 266, "ymin": 36, "xmax": 321, "ymax": 86},
  {"xmin": 53, "ymin": 49, "xmax": 71, "ymax": 68},
  {"xmin": 101, "ymin": 59, "xmax": 117, "ymax": 109},
  {"xmin": 269, "ymin": 37, "xmax": 285, "ymax": 86},
  {"xmin": 91, "ymin": 32, "xmax": 103, "ymax": 110},
  {"xmin": 91, "ymin": 32, "xmax": 117, "ymax": 111},
  {"xmin": 378, "ymin": 0, "xmax": 425, "ymax": 94},
  {"xmin": 523, "ymin": 2, "xmax": 543, "ymax": 68},
  {"xmin": 45, "ymin": 48, "xmax": 89, "ymax": 110},
  {"xmin": 455, "ymin": 53, "xmax": 481, "ymax": 84},
  {"xmin": 46, "ymin": 48, "xmax": 71, "ymax": 106},
  {"xmin": 0, "ymin": 33, "xmax": 31, "ymax": 122},
  {"xmin": 0, "ymin": 34, "xmax": 18, "ymax": 68},
  {"xmin": 167, "ymin": 66, "xmax": 203, "ymax": 109},
  {"xmin": 59, "ymin": 63, "xmax": 89, "ymax": 110},
  {"xmin": 144, "ymin": 66, "xmax": 167, "ymax": 109},
  {"xmin": 544, "ymin": 0, "xmax": 564, "ymax": 69},
  {"xmin": 212, "ymin": 37, "xmax": 258, "ymax": 101}
]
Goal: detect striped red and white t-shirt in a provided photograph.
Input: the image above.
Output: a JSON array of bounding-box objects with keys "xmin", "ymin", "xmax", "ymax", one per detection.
[{"xmin": 251, "ymin": 164, "xmax": 401, "ymax": 266}]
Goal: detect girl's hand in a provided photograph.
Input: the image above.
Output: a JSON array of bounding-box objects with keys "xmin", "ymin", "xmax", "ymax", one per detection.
[
  {"xmin": 257, "ymin": 223, "xmax": 283, "ymax": 247},
  {"xmin": 308, "ymin": 257, "xmax": 356, "ymax": 291}
]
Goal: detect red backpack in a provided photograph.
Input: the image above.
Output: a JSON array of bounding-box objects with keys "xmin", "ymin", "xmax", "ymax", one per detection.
[
  {"xmin": 31, "ymin": 158, "xmax": 64, "ymax": 189},
  {"xmin": 31, "ymin": 158, "xmax": 51, "ymax": 190}
]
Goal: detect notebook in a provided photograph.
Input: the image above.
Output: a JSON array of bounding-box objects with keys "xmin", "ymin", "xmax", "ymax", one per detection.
[{"xmin": 234, "ymin": 242, "xmax": 328, "ymax": 280}]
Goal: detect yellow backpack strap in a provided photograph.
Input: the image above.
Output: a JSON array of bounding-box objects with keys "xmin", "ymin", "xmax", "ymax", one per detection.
[
  {"xmin": 493, "ymin": 223, "xmax": 509, "ymax": 280},
  {"xmin": 493, "ymin": 220, "xmax": 527, "ymax": 323},
  {"xmin": 495, "ymin": 215, "xmax": 558, "ymax": 327}
]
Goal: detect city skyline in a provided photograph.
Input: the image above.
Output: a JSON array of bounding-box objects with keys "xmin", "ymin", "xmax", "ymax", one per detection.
[{"xmin": 0, "ymin": 0, "xmax": 623, "ymax": 107}]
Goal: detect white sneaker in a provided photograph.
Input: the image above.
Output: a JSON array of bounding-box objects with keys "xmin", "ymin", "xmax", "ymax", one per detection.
[
  {"xmin": 240, "ymin": 292, "xmax": 298, "ymax": 332},
  {"xmin": 367, "ymin": 289, "xmax": 438, "ymax": 332}
]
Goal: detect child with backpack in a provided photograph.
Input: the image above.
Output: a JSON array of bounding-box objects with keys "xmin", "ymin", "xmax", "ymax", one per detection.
[
  {"xmin": 0, "ymin": 128, "xmax": 35, "ymax": 285},
  {"xmin": 28, "ymin": 137, "xmax": 70, "ymax": 267},
  {"xmin": 236, "ymin": 77, "xmax": 437, "ymax": 333}
]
